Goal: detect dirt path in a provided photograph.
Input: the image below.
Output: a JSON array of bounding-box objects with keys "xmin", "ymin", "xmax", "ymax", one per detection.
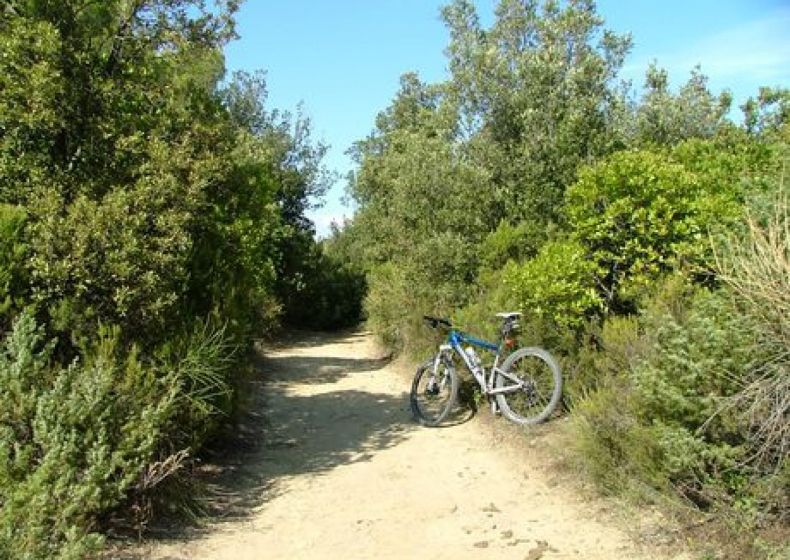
[{"xmin": 137, "ymin": 331, "xmax": 685, "ymax": 560}]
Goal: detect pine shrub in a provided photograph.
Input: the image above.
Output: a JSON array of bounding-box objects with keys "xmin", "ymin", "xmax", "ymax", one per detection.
[{"xmin": 0, "ymin": 313, "xmax": 177, "ymax": 558}]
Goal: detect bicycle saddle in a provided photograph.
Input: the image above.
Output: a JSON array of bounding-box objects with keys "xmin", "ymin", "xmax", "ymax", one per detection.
[{"xmin": 495, "ymin": 312, "xmax": 522, "ymax": 320}]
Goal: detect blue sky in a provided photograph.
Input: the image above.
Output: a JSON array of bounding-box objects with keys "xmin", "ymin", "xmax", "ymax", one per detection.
[{"xmin": 223, "ymin": 1, "xmax": 790, "ymax": 235}]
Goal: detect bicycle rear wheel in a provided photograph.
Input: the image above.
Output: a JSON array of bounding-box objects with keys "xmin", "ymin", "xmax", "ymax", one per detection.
[
  {"xmin": 410, "ymin": 358, "xmax": 458, "ymax": 426},
  {"xmin": 494, "ymin": 347, "xmax": 562, "ymax": 425}
]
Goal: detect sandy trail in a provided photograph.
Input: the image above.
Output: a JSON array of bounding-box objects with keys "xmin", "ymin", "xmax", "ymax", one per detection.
[{"xmin": 137, "ymin": 330, "xmax": 680, "ymax": 559}]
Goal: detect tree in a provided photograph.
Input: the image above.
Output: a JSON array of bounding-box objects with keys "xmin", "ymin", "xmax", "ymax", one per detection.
[
  {"xmin": 634, "ymin": 64, "xmax": 732, "ymax": 146},
  {"xmin": 441, "ymin": 0, "xmax": 632, "ymax": 225}
]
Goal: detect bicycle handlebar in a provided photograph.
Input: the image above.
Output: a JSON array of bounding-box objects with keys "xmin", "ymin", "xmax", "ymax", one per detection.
[{"xmin": 423, "ymin": 315, "xmax": 452, "ymax": 329}]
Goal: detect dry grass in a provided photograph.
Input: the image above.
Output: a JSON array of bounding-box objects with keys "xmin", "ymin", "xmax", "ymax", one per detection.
[{"xmin": 714, "ymin": 183, "xmax": 789, "ymax": 473}]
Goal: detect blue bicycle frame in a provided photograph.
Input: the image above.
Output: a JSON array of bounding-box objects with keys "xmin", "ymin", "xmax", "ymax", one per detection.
[
  {"xmin": 442, "ymin": 328, "xmax": 514, "ymax": 395},
  {"xmin": 415, "ymin": 313, "xmax": 562, "ymax": 425}
]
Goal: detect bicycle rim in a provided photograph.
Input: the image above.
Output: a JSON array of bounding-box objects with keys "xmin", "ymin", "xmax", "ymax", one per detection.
[
  {"xmin": 410, "ymin": 360, "xmax": 457, "ymax": 426},
  {"xmin": 495, "ymin": 348, "xmax": 561, "ymax": 425}
]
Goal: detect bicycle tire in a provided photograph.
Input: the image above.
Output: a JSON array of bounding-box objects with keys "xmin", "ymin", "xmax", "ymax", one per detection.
[
  {"xmin": 410, "ymin": 358, "xmax": 458, "ymax": 426},
  {"xmin": 494, "ymin": 347, "xmax": 562, "ymax": 425}
]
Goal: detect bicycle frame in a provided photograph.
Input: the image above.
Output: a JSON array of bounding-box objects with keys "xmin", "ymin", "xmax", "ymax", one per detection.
[
  {"xmin": 415, "ymin": 314, "xmax": 562, "ymax": 426},
  {"xmin": 436, "ymin": 328, "xmax": 525, "ymax": 396}
]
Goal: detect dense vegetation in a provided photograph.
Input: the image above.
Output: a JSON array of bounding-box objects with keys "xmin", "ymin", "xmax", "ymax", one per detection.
[
  {"xmin": 337, "ymin": 0, "xmax": 788, "ymax": 557},
  {"xmin": 1, "ymin": 0, "xmax": 787, "ymax": 558},
  {"xmin": 0, "ymin": 1, "xmax": 361, "ymax": 557}
]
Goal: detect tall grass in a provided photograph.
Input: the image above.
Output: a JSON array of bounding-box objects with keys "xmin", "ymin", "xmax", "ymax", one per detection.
[{"xmin": 714, "ymin": 186, "xmax": 789, "ymax": 474}]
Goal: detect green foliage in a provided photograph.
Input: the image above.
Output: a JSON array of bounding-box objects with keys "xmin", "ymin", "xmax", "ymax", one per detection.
[
  {"xmin": 478, "ymin": 220, "xmax": 546, "ymax": 272},
  {"xmin": 568, "ymin": 384, "xmax": 665, "ymax": 495},
  {"xmin": 0, "ymin": 312, "xmax": 177, "ymax": 559},
  {"xmin": 0, "ymin": 2, "xmax": 352, "ymax": 557},
  {"xmin": 504, "ymin": 239, "xmax": 602, "ymax": 330},
  {"xmin": 566, "ymin": 148, "xmax": 743, "ymax": 309},
  {"xmin": 714, "ymin": 185, "xmax": 790, "ymax": 474},
  {"xmin": 441, "ymin": 0, "xmax": 632, "ymax": 225},
  {"xmin": 566, "ymin": 314, "xmax": 643, "ymax": 406},
  {"xmin": 277, "ymin": 234, "xmax": 366, "ymax": 330},
  {"xmin": 347, "ymin": 0, "xmax": 632, "ymax": 352},
  {"xmin": 158, "ymin": 320, "xmax": 237, "ymax": 449},
  {"xmin": 634, "ymin": 65, "xmax": 732, "ymax": 147},
  {"xmin": 0, "ymin": 204, "xmax": 28, "ymax": 331},
  {"xmin": 28, "ymin": 166, "xmax": 198, "ymax": 346},
  {"xmin": 631, "ymin": 291, "xmax": 752, "ymax": 484},
  {"xmin": 453, "ymin": 267, "xmax": 517, "ymax": 345},
  {"xmin": 742, "ymin": 87, "xmax": 790, "ymax": 137},
  {"xmin": 567, "ymin": 269, "xmax": 787, "ymax": 534},
  {"xmin": 364, "ymin": 263, "xmax": 413, "ymax": 352}
]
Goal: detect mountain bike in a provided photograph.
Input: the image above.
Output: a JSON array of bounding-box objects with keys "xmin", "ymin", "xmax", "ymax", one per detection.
[{"xmin": 410, "ymin": 312, "xmax": 562, "ymax": 427}]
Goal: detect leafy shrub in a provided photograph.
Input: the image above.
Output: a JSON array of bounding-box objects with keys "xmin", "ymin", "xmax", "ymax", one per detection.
[
  {"xmin": 478, "ymin": 220, "xmax": 547, "ymax": 272},
  {"xmin": 0, "ymin": 312, "xmax": 177, "ymax": 559},
  {"xmin": 157, "ymin": 320, "xmax": 237, "ymax": 450},
  {"xmin": 568, "ymin": 384, "xmax": 666, "ymax": 496},
  {"xmin": 566, "ymin": 149, "xmax": 744, "ymax": 310},
  {"xmin": 566, "ymin": 314, "xmax": 643, "ymax": 406},
  {"xmin": 363, "ymin": 230, "xmax": 479, "ymax": 354},
  {"xmin": 453, "ymin": 267, "xmax": 517, "ymax": 342},
  {"xmin": 568, "ymin": 279, "xmax": 777, "ymax": 503},
  {"xmin": 504, "ymin": 239, "xmax": 602, "ymax": 330},
  {"xmin": 364, "ymin": 262, "xmax": 411, "ymax": 352},
  {"xmin": 0, "ymin": 3, "xmax": 348, "ymax": 557},
  {"xmin": 0, "ymin": 311, "xmax": 239, "ymax": 559},
  {"xmin": 27, "ymin": 173, "xmax": 197, "ymax": 348},
  {"xmin": 631, "ymin": 291, "xmax": 753, "ymax": 492},
  {"xmin": 276, "ymin": 234, "xmax": 366, "ymax": 331},
  {"xmin": 0, "ymin": 204, "xmax": 28, "ymax": 332}
]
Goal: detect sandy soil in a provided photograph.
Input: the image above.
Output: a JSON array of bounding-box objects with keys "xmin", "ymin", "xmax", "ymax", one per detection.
[{"xmin": 134, "ymin": 330, "xmax": 688, "ymax": 560}]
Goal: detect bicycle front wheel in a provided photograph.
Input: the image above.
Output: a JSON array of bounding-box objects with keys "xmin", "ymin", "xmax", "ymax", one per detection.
[
  {"xmin": 410, "ymin": 358, "xmax": 458, "ymax": 426},
  {"xmin": 495, "ymin": 347, "xmax": 562, "ymax": 425}
]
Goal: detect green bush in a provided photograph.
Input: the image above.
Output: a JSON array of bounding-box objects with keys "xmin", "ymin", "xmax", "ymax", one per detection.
[
  {"xmin": 567, "ymin": 151, "xmax": 697, "ymax": 298},
  {"xmin": 631, "ymin": 291, "xmax": 753, "ymax": 492},
  {"xmin": 565, "ymin": 314, "xmax": 643, "ymax": 406},
  {"xmin": 568, "ymin": 384, "xmax": 666, "ymax": 496},
  {"xmin": 156, "ymin": 320, "xmax": 237, "ymax": 450},
  {"xmin": 714, "ymin": 186, "xmax": 789, "ymax": 475},
  {"xmin": 504, "ymin": 239, "xmax": 602, "ymax": 330},
  {"xmin": 0, "ymin": 4, "xmax": 352, "ymax": 557},
  {"xmin": 0, "ymin": 312, "xmax": 177, "ymax": 559},
  {"xmin": 568, "ymin": 281, "xmax": 771, "ymax": 502},
  {"xmin": 0, "ymin": 204, "xmax": 28, "ymax": 332},
  {"xmin": 276, "ymin": 232, "xmax": 366, "ymax": 331},
  {"xmin": 364, "ymin": 262, "xmax": 412, "ymax": 352},
  {"xmin": 454, "ymin": 267, "xmax": 517, "ymax": 343},
  {"xmin": 27, "ymin": 173, "xmax": 197, "ymax": 348},
  {"xmin": 478, "ymin": 220, "xmax": 547, "ymax": 272},
  {"xmin": 363, "ymin": 231, "xmax": 478, "ymax": 354},
  {"xmin": 0, "ymin": 311, "xmax": 239, "ymax": 559},
  {"xmin": 566, "ymin": 148, "xmax": 748, "ymax": 310}
]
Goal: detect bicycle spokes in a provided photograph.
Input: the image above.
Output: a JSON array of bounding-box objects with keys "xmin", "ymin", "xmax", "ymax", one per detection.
[
  {"xmin": 425, "ymin": 375, "xmax": 442, "ymax": 397},
  {"xmin": 411, "ymin": 361, "xmax": 458, "ymax": 426},
  {"xmin": 498, "ymin": 352, "xmax": 557, "ymax": 420}
]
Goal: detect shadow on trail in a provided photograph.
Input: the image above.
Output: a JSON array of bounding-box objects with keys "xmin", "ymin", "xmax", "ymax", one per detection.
[
  {"xmin": 258, "ymin": 386, "xmax": 412, "ymax": 478},
  {"xmin": 127, "ymin": 332, "xmax": 414, "ymax": 551},
  {"xmin": 261, "ymin": 354, "xmax": 392, "ymax": 385},
  {"xmin": 264, "ymin": 329, "xmax": 372, "ymax": 351}
]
